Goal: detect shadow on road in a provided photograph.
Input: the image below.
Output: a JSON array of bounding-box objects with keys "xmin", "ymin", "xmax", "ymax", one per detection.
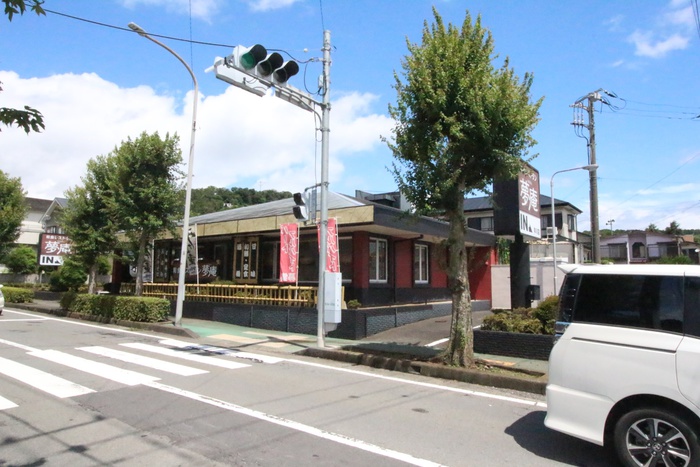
[{"xmin": 505, "ymin": 411, "xmax": 618, "ymax": 467}]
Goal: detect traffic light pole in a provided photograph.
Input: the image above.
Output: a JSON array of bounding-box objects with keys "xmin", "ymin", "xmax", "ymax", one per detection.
[
  {"xmin": 209, "ymin": 30, "xmax": 332, "ymax": 347},
  {"xmin": 317, "ymin": 30, "xmax": 331, "ymax": 348}
]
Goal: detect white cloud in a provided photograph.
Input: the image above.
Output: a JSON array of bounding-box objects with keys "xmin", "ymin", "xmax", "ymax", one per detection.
[
  {"xmin": 0, "ymin": 70, "xmax": 392, "ymax": 200},
  {"xmin": 246, "ymin": 0, "xmax": 302, "ymax": 12},
  {"xmin": 118, "ymin": 0, "xmax": 223, "ymax": 21},
  {"xmin": 628, "ymin": 30, "xmax": 690, "ymax": 58}
]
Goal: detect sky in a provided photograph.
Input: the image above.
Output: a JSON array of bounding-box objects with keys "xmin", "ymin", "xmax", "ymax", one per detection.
[{"xmin": 0, "ymin": 0, "xmax": 699, "ymax": 232}]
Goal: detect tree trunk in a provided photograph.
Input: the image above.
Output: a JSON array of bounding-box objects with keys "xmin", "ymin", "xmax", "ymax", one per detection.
[
  {"xmin": 443, "ymin": 205, "xmax": 476, "ymax": 368},
  {"xmin": 134, "ymin": 234, "xmax": 147, "ymax": 296},
  {"xmin": 87, "ymin": 263, "xmax": 97, "ymax": 294}
]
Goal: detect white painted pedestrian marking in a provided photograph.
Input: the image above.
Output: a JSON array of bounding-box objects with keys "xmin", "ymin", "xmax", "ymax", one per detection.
[
  {"xmin": 145, "ymin": 381, "xmax": 444, "ymax": 467},
  {"xmin": 29, "ymin": 350, "xmax": 159, "ymax": 386},
  {"xmin": 78, "ymin": 346, "xmax": 209, "ymax": 376},
  {"xmin": 0, "ymin": 394, "xmax": 18, "ymax": 410},
  {"xmin": 159, "ymin": 339, "xmax": 284, "ymax": 364},
  {"xmin": 425, "ymin": 338, "xmax": 448, "ymax": 347},
  {"xmin": 0, "ymin": 356, "xmax": 94, "ymax": 398},
  {"xmin": 120, "ymin": 343, "xmax": 251, "ymax": 370}
]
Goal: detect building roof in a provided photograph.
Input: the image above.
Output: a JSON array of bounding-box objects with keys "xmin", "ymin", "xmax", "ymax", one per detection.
[
  {"xmin": 26, "ymin": 197, "xmax": 52, "ymax": 212},
  {"xmin": 463, "ymin": 194, "xmax": 582, "ymax": 214},
  {"xmin": 186, "ymin": 191, "xmax": 495, "ymax": 247}
]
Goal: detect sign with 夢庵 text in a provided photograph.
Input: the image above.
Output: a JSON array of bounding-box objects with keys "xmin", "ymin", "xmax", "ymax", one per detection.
[
  {"xmin": 38, "ymin": 233, "xmax": 72, "ymax": 266},
  {"xmin": 517, "ymin": 170, "xmax": 541, "ymax": 238}
]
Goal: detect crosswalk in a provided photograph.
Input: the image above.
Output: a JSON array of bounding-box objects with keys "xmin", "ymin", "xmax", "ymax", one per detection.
[{"xmin": 0, "ymin": 339, "xmax": 281, "ymax": 410}]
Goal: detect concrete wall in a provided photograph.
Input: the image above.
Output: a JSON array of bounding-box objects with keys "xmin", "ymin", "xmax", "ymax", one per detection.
[{"xmin": 491, "ymin": 259, "xmax": 564, "ymax": 309}]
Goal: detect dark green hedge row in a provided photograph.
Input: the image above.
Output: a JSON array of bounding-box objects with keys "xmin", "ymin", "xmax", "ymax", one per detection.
[
  {"xmin": 481, "ymin": 295, "xmax": 559, "ymax": 335},
  {"xmin": 2, "ymin": 287, "xmax": 34, "ymax": 303},
  {"xmin": 67, "ymin": 294, "xmax": 170, "ymax": 323}
]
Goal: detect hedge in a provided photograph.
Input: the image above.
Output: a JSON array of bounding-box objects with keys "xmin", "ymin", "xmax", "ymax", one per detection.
[
  {"xmin": 69, "ymin": 294, "xmax": 169, "ymax": 323},
  {"xmin": 2, "ymin": 286, "xmax": 34, "ymax": 304}
]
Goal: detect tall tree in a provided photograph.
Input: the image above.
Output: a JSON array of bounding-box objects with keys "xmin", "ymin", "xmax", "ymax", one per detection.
[
  {"xmin": 0, "ymin": 170, "xmax": 27, "ymax": 258},
  {"xmin": 63, "ymin": 156, "xmax": 118, "ymax": 294},
  {"xmin": 665, "ymin": 220, "xmax": 682, "ymax": 236},
  {"xmin": 386, "ymin": 8, "xmax": 542, "ymax": 367},
  {"xmin": 1, "ymin": 0, "xmax": 45, "ymax": 133},
  {"xmin": 107, "ymin": 132, "xmax": 183, "ymax": 295}
]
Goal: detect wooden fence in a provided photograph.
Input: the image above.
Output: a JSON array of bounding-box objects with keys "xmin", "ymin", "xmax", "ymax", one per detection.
[{"xmin": 119, "ymin": 283, "xmax": 319, "ymax": 308}]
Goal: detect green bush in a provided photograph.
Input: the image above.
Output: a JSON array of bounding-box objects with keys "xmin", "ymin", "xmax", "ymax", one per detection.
[
  {"xmin": 68, "ymin": 294, "xmax": 169, "ymax": 322},
  {"xmin": 49, "ymin": 257, "xmax": 87, "ymax": 292},
  {"xmin": 481, "ymin": 295, "xmax": 560, "ymax": 335},
  {"xmin": 5, "ymin": 246, "xmax": 38, "ymax": 274},
  {"xmin": 60, "ymin": 290, "xmax": 78, "ymax": 310},
  {"xmin": 2, "ymin": 286, "xmax": 34, "ymax": 303}
]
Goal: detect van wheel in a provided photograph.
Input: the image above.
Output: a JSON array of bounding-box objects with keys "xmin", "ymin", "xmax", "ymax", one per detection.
[{"xmin": 614, "ymin": 408, "xmax": 698, "ymax": 467}]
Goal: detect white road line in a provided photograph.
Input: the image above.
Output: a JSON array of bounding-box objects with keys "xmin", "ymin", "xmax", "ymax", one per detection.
[
  {"xmin": 425, "ymin": 338, "xmax": 448, "ymax": 347},
  {"xmin": 145, "ymin": 381, "xmax": 444, "ymax": 467},
  {"xmin": 120, "ymin": 343, "xmax": 251, "ymax": 370},
  {"xmin": 0, "ymin": 337, "xmax": 40, "ymax": 352},
  {"xmin": 0, "ymin": 394, "xmax": 18, "ymax": 410},
  {"xmin": 287, "ymin": 358, "xmax": 547, "ymax": 408},
  {"xmin": 77, "ymin": 346, "xmax": 208, "ymax": 376},
  {"xmin": 0, "ymin": 356, "xmax": 94, "ymax": 398},
  {"xmin": 159, "ymin": 338, "xmax": 284, "ymax": 364},
  {"xmin": 29, "ymin": 350, "xmax": 160, "ymax": 386}
]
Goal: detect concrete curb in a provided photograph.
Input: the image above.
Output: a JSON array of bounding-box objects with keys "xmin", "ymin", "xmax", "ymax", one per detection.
[
  {"xmin": 299, "ymin": 348, "xmax": 547, "ymax": 395},
  {"xmin": 8, "ymin": 303, "xmax": 199, "ymax": 339}
]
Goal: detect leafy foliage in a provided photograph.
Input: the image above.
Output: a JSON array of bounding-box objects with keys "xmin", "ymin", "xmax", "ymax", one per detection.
[
  {"xmin": 1, "ymin": 286, "xmax": 33, "ymax": 303},
  {"xmin": 49, "ymin": 256, "xmax": 87, "ymax": 292},
  {"xmin": 4, "ymin": 245, "xmax": 37, "ymax": 274},
  {"xmin": 385, "ymin": 8, "xmax": 542, "ymax": 367},
  {"xmin": 0, "ymin": 170, "xmax": 27, "ymax": 257},
  {"xmin": 2, "ymin": 1, "xmax": 46, "ymax": 133},
  {"xmin": 68, "ymin": 294, "xmax": 169, "ymax": 322},
  {"xmin": 190, "ymin": 186, "xmax": 292, "ymax": 216},
  {"xmin": 63, "ymin": 156, "xmax": 119, "ymax": 293},
  {"xmin": 482, "ymin": 296, "xmax": 559, "ymax": 335}
]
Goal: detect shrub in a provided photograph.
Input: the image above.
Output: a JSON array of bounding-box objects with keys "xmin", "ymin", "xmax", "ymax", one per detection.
[
  {"xmin": 481, "ymin": 313, "xmax": 515, "ymax": 332},
  {"xmin": 481, "ymin": 295, "xmax": 560, "ymax": 335},
  {"xmin": 346, "ymin": 299, "xmax": 361, "ymax": 309},
  {"xmin": 2, "ymin": 286, "xmax": 34, "ymax": 303},
  {"xmin": 49, "ymin": 257, "xmax": 87, "ymax": 292},
  {"xmin": 60, "ymin": 290, "xmax": 78, "ymax": 310},
  {"xmin": 68, "ymin": 294, "xmax": 168, "ymax": 322},
  {"xmin": 5, "ymin": 246, "xmax": 38, "ymax": 274},
  {"xmin": 531, "ymin": 295, "xmax": 558, "ymax": 324}
]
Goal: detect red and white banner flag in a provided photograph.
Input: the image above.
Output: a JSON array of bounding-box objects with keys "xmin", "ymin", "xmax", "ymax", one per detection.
[
  {"xmin": 279, "ymin": 223, "xmax": 299, "ymax": 283},
  {"xmin": 318, "ymin": 218, "xmax": 340, "ymax": 273}
]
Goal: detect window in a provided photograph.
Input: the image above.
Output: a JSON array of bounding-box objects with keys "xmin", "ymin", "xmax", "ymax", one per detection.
[
  {"xmin": 414, "ymin": 244, "xmax": 429, "ymax": 284},
  {"xmin": 467, "ymin": 217, "xmax": 493, "ymax": 231},
  {"xmin": 604, "ymin": 243, "xmax": 627, "ymax": 260},
  {"xmin": 369, "ymin": 238, "xmax": 388, "ymax": 283},
  {"xmin": 570, "ymin": 274, "xmax": 684, "ymax": 333},
  {"xmin": 567, "ymin": 214, "xmax": 576, "ymax": 232}
]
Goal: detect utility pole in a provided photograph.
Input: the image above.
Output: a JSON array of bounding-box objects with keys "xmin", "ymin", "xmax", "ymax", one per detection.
[
  {"xmin": 317, "ymin": 29, "xmax": 331, "ymax": 348},
  {"xmin": 572, "ymin": 90, "xmax": 603, "ymax": 263}
]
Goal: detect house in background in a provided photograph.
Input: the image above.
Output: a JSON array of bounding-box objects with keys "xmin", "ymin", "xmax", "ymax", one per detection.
[
  {"xmin": 0, "ymin": 197, "xmax": 51, "ymax": 275},
  {"xmin": 600, "ymin": 231, "xmax": 700, "ymax": 264}
]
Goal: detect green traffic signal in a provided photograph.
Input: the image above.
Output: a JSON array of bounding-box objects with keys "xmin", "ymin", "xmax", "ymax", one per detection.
[{"xmin": 239, "ymin": 44, "xmax": 267, "ymax": 70}]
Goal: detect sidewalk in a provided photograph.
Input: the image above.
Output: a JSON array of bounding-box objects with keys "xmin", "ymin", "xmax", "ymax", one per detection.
[{"xmin": 7, "ymin": 299, "xmax": 548, "ymax": 395}]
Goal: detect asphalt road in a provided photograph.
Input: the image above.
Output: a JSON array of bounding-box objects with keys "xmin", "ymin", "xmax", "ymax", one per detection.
[{"xmin": 0, "ymin": 307, "xmax": 616, "ymax": 466}]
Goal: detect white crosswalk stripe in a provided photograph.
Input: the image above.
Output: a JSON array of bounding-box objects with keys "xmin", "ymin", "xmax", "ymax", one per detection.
[
  {"xmin": 0, "ymin": 355, "xmax": 95, "ymax": 398},
  {"xmin": 28, "ymin": 349, "xmax": 160, "ymax": 386},
  {"xmin": 120, "ymin": 343, "xmax": 251, "ymax": 370},
  {"xmin": 0, "ymin": 340, "xmax": 260, "ymax": 410},
  {"xmin": 77, "ymin": 346, "xmax": 209, "ymax": 376}
]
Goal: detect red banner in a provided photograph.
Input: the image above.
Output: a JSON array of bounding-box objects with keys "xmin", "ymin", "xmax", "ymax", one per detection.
[
  {"xmin": 279, "ymin": 223, "xmax": 299, "ymax": 283},
  {"xmin": 318, "ymin": 218, "xmax": 340, "ymax": 273}
]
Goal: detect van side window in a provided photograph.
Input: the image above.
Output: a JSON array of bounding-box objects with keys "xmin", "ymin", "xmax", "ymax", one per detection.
[
  {"xmin": 572, "ymin": 274, "xmax": 684, "ymax": 333},
  {"xmin": 684, "ymin": 276, "xmax": 700, "ymax": 338},
  {"xmin": 558, "ymin": 274, "xmax": 580, "ymax": 323}
]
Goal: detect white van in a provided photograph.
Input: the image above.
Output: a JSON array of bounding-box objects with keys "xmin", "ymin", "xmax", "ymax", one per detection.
[{"xmin": 545, "ymin": 264, "xmax": 700, "ymax": 467}]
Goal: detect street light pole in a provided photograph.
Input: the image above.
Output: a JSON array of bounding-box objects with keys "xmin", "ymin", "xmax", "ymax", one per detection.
[
  {"xmin": 550, "ymin": 164, "xmax": 597, "ymax": 294},
  {"xmin": 128, "ymin": 22, "xmax": 198, "ymax": 327}
]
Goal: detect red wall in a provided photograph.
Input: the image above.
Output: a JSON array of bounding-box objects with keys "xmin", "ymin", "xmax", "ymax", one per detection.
[
  {"xmin": 468, "ymin": 247, "xmax": 494, "ymax": 301},
  {"xmin": 394, "ymin": 240, "xmax": 413, "ymax": 288}
]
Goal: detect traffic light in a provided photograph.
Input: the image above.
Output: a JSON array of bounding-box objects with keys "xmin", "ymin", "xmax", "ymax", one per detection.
[
  {"xmin": 226, "ymin": 44, "xmax": 300, "ymax": 86},
  {"xmin": 292, "ymin": 192, "xmax": 308, "ymax": 221}
]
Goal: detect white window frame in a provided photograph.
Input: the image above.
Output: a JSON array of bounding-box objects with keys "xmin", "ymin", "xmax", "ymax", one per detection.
[
  {"xmin": 369, "ymin": 237, "xmax": 388, "ymax": 283},
  {"xmin": 414, "ymin": 243, "xmax": 429, "ymax": 284}
]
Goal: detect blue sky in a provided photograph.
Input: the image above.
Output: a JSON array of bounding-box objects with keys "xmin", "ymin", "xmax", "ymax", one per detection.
[{"xmin": 1, "ymin": 0, "xmax": 698, "ymax": 231}]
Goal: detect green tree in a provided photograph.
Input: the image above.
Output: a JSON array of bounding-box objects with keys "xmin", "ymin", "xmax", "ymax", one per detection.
[
  {"xmin": 1, "ymin": 0, "xmax": 45, "ymax": 134},
  {"xmin": 4, "ymin": 245, "xmax": 36, "ymax": 274},
  {"xmin": 107, "ymin": 132, "xmax": 183, "ymax": 295},
  {"xmin": 63, "ymin": 156, "xmax": 118, "ymax": 294},
  {"xmin": 386, "ymin": 9, "xmax": 542, "ymax": 367},
  {"xmin": 646, "ymin": 223, "xmax": 659, "ymax": 233},
  {"xmin": 665, "ymin": 220, "xmax": 682, "ymax": 236},
  {"xmin": 49, "ymin": 256, "xmax": 87, "ymax": 292},
  {"xmin": 0, "ymin": 170, "xmax": 27, "ymax": 257}
]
